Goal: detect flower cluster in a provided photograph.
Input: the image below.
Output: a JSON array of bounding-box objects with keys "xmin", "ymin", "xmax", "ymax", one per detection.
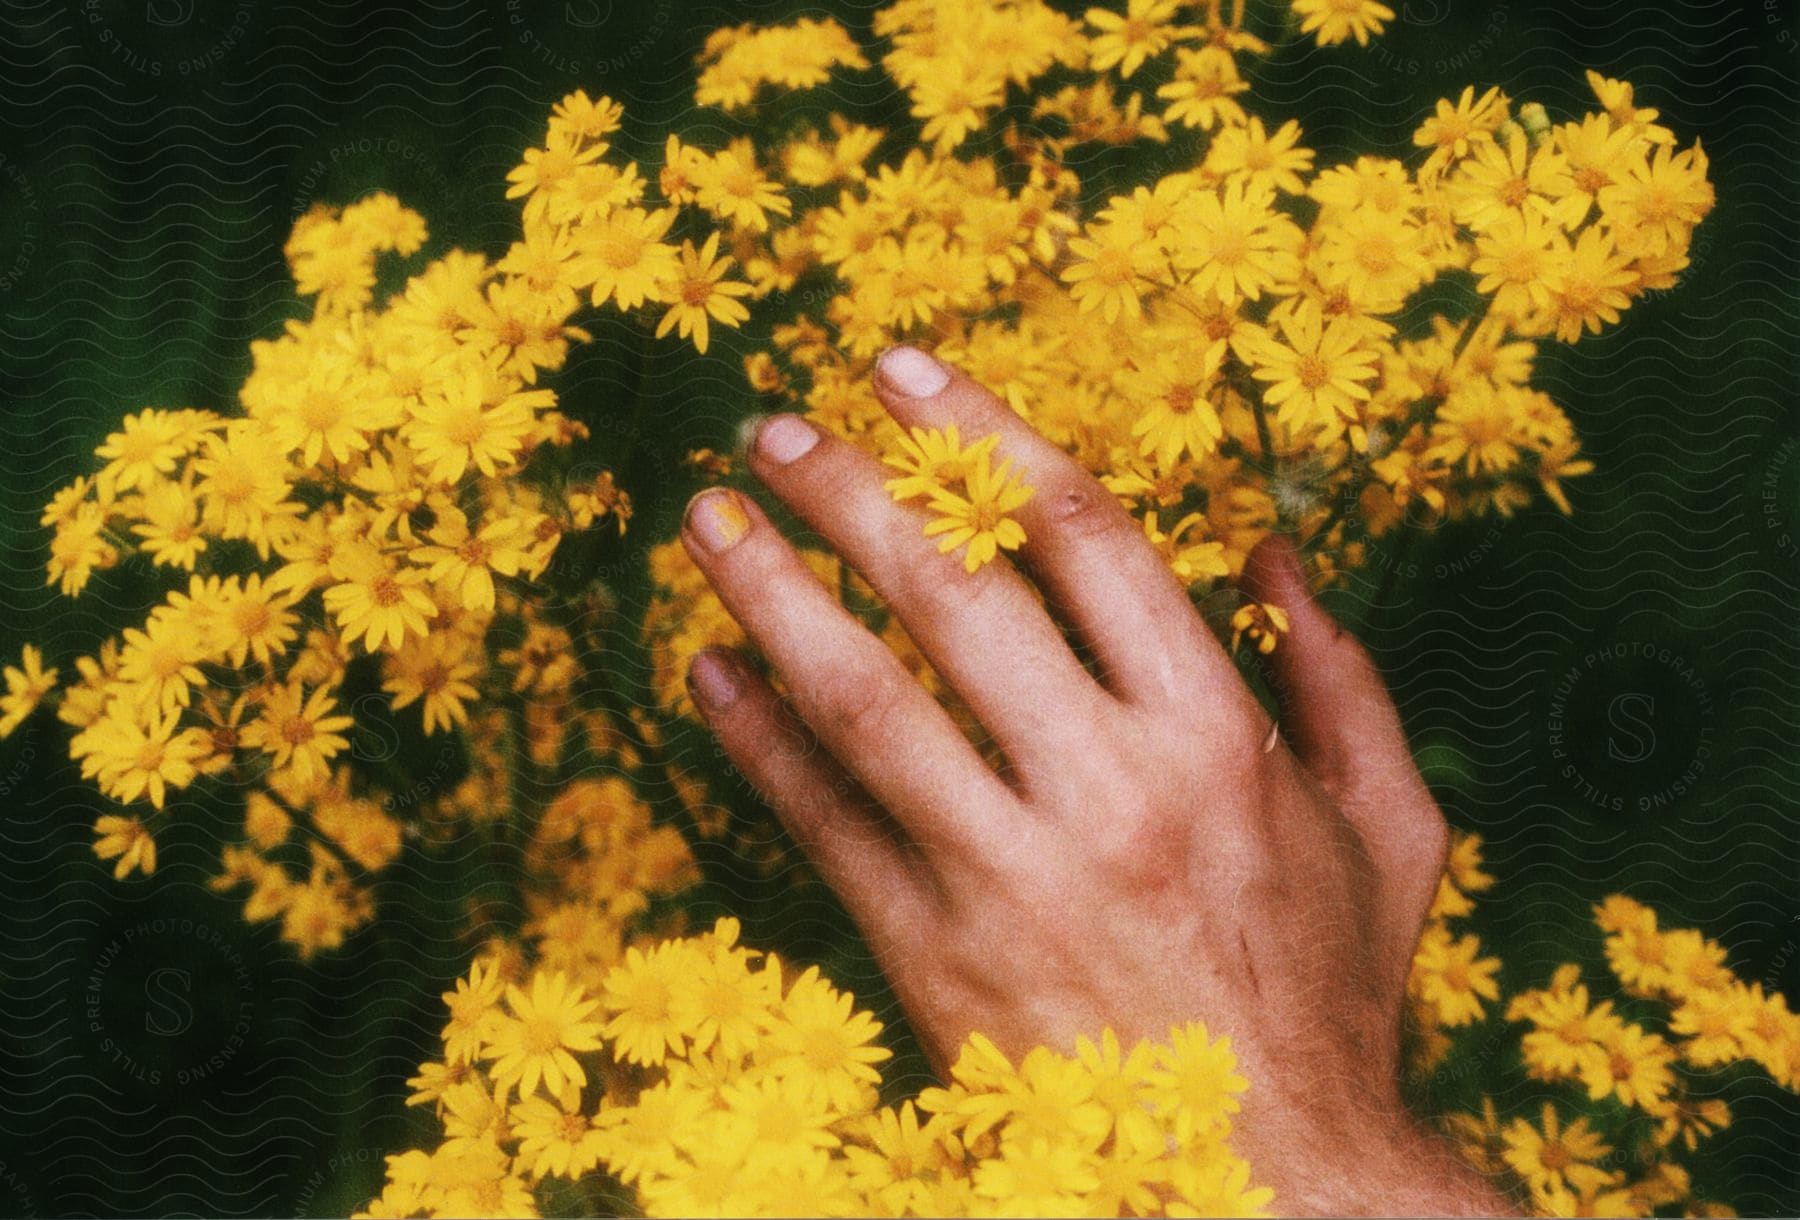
[
  {"xmin": 6, "ymin": 0, "xmax": 1761, "ymax": 1215},
  {"xmin": 28, "ymin": 171, "xmax": 644, "ymax": 953},
  {"xmin": 1431, "ymin": 895, "xmax": 1800, "ymax": 1217},
  {"xmin": 363, "ymin": 919, "xmax": 1266, "ymax": 1219},
  {"xmin": 20, "ymin": 0, "xmax": 1716, "ymax": 940},
  {"xmin": 660, "ymin": 11, "xmax": 1713, "ymax": 625}
]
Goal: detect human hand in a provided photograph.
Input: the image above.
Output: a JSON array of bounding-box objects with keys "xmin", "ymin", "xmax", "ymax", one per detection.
[{"xmin": 679, "ymin": 346, "xmax": 1511, "ymax": 1216}]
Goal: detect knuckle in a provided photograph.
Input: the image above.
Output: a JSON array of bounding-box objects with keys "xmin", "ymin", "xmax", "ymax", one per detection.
[
  {"xmin": 1042, "ymin": 477, "xmax": 1133, "ymax": 542},
  {"xmin": 1201, "ymin": 709, "xmax": 1279, "ymax": 774},
  {"xmin": 1091, "ymin": 785, "xmax": 1193, "ymax": 889},
  {"xmin": 1402, "ymin": 800, "xmax": 1451, "ymax": 878}
]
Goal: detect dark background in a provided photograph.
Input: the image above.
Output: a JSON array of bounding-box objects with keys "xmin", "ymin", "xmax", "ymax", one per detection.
[{"xmin": 0, "ymin": 0, "xmax": 1794, "ymax": 1215}]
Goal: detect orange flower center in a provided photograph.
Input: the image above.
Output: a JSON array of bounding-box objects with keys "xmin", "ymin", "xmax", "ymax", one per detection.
[{"xmin": 281, "ymin": 715, "xmax": 316, "ymax": 747}]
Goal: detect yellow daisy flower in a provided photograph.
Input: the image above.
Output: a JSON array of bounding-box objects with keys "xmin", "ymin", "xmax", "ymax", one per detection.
[
  {"xmin": 482, "ymin": 970, "xmax": 605, "ymax": 1100},
  {"xmin": 654, "ymin": 233, "xmax": 753, "ymax": 355},
  {"xmin": 921, "ymin": 448, "xmax": 1035, "ymax": 573}
]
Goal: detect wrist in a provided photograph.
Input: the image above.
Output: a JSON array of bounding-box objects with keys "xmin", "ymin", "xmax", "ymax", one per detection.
[
  {"xmin": 1240, "ymin": 1085, "xmax": 1518, "ymax": 1217},
  {"xmin": 1339, "ymin": 1113, "xmax": 1518, "ymax": 1218}
]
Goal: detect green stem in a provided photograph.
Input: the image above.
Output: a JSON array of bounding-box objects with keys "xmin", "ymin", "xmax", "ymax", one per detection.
[{"xmin": 1448, "ymin": 297, "xmax": 1492, "ymax": 367}]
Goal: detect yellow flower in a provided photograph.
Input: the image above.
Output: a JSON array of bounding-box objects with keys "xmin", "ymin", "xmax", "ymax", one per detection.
[
  {"xmin": 1543, "ymin": 226, "xmax": 1636, "ymax": 343},
  {"xmin": 1470, "ymin": 207, "xmax": 1567, "ymax": 323},
  {"xmin": 117, "ymin": 609, "xmax": 211, "ymax": 716},
  {"xmin": 654, "ymin": 233, "xmax": 753, "ymax": 355},
  {"xmin": 691, "ymin": 144, "xmax": 793, "ymax": 233},
  {"xmin": 409, "ymin": 509, "xmax": 531, "ymax": 613},
  {"xmin": 1170, "ymin": 179, "xmax": 1302, "ymax": 304},
  {"xmin": 1661, "ymin": 926, "xmax": 1734, "ymax": 994},
  {"xmin": 1158, "ymin": 47, "xmax": 1248, "ymax": 130},
  {"xmin": 1085, "ymin": 0, "xmax": 1192, "ymax": 79},
  {"xmin": 1444, "ymin": 1096, "xmax": 1508, "ymax": 1177},
  {"xmin": 192, "ymin": 423, "xmax": 299, "ymax": 556},
  {"xmin": 441, "ymin": 961, "xmax": 507, "ymax": 1070},
  {"xmin": 766, "ymin": 966, "xmax": 892, "ymax": 1113},
  {"xmin": 405, "ymin": 351, "xmax": 555, "ymax": 483},
  {"xmin": 1150, "ymin": 1020, "xmax": 1247, "ymax": 1142},
  {"xmin": 263, "ymin": 357, "xmax": 403, "ymax": 468},
  {"xmin": 1501, "ymin": 1102, "xmax": 1618, "ymax": 1199},
  {"xmin": 667, "ymin": 927, "xmax": 779, "ymax": 1061},
  {"xmin": 1061, "ymin": 221, "xmax": 1164, "ymax": 322},
  {"xmin": 883, "ymin": 423, "xmax": 999, "ymax": 502},
  {"xmin": 1206, "ymin": 117, "xmax": 1315, "ymax": 196},
  {"xmin": 1237, "ymin": 298, "xmax": 1380, "ymax": 431},
  {"xmin": 602, "ymin": 940, "xmax": 701, "ymax": 1066},
  {"xmin": 242, "ymin": 682, "xmax": 354, "ymax": 784},
  {"xmin": 549, "ymin": 89, "xmax": 623, "ymax": 145},
  {"xmin": 46, "ymin": 504, "xmax": 117, "ymax": 596},
  {"xmin": 1585, "ymin": 70, "xmax": 1675, "ymax": 144},
  {"xmin": 1125, "ymin": 344, "xmax": 1227, "ymax": 469},
  {"xmin": 93, "ymin": 407, "xmax": 218, "ymax": 495},
  {"xmin": 1655, "ymin": 1092, "xmax": 1731, "ymax": 1152},
  {"xmin": 505, "ymin": 130, "xmax": 606, "ymax": 224},
  {"xmin": 1170, "ymin": 1153, "xmax": 1274, "ymax": 1218},
  {"xmin": 243, "ymin": 792, "xmax": 293, "ymax": 850},
  {"xmin": 909, "ymin": 68, "xmax": 1007, "ymax": 152},
  {"xmin": 921, "ymin": 448, "xmax": 1035, "ymax": 573},
  {"xmin": 383, "ymin": 632, "xmax": 482, "ymax": 735},
  {"xmin": 1447, "ymin": 126, "xmax": 1578, "ymax": 233},
  {"xmin": 76, "ymin": 700, "xmax": 209, "ymax": 809},
  {"xmin": 215, "ymin": 574, "xmax": 300, "ymax": 669},
  {"xmin": 693, "ymin": 16, "xmax": 868, "ymax": 111},
  {"xmin": 1670, "ymin": 985, "xmax": 1754, "ymax": 1068},
  {"xmin": 1312, "ymin": 204, "xmax": 1434, "ymax": 313},
  {"xmin": 0, "ymin": 644, "xmax": 59, "ymax": 738},
  {"xmin": 322, "ymin": 544, "xmax": 438, "ymax": 654},
  {"xmin": 511, "ymin": 1093, "xmax": 605, "ymax": 1180},
  {"xmin": 1427, "ymin": 384, "xmax": 1528, "ymax": 476},
  {"xmin": 1414, "ymin": 85, "xmax": 1509, "ymax": 178},
  {"xmin": 127, "ymin": 478, "xmax": 208, "ymax": 571},
  {"xmin": 574, "ymin": 206, "xmax": 680, "ymax": 310},
  {"xmin": 720, "ymin": 1072, "xmax": 844, "ymax": 1160},
  {"xmin": 1292, "ymin": 0, "xmax": 1395, "ymax": 47},
  {"xmin": 843, "ymin": 1102, "xmax": 949, "ymax": 1215},
  {"xmin": 1229, "ymin": 599, "xmax": 1292, "ymax": 657},
  {"xmin": 429, "ymin": 1138, "xmax": 537, "ymax": 1218},
  {"xmin": 92, "ymin": 815, "xmax": 157, "ymax": 880},
  {"xmin": 594, "ymin": 1081, "xmax": 708, "ymax": 1185},
  {"xmin": 971, "ymin": 1133, "xmax": 1102, "ymax": 1212},
  {"xmin": 482, "ymin": 970, "xmax": 605, "ymax": 1100},
  {"xmin": 1142, "ymin": 510, "xmax": 1230, "ymax": 585},
  {"xmin": 1579, "ymin": 1020, "xmax": 1676, "ymax": 1111}
]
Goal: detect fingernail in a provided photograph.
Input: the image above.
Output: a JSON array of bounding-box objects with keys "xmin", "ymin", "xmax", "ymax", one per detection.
[
  {"xmin": 756, "ymin": 414, "xmax": 819, "ymax": 465},
  {"xmin": 877, "ymin": 345, "xmax": 950, "ymax": 398},
  {"xmin": 687, "ymin": 648, "xmax": 744, "ymax": 710},
  {"xmin": 685, "ymin": 489, "xmax": 750, "ymax": 552}
]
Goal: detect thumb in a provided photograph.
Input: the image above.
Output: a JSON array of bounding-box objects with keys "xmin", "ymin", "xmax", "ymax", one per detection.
[{"xmin": 1240, "ymin": 534, "xmax": 1447, "ymax": 912}]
